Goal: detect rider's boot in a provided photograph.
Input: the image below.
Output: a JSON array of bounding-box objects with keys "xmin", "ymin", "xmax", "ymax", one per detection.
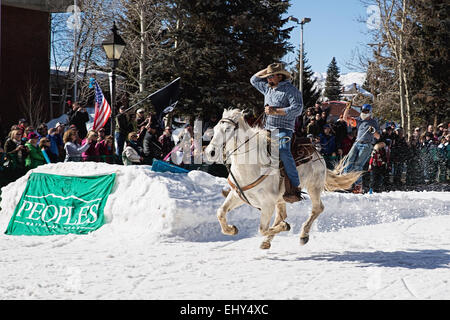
[
  {"xmin": 283, "ymin": 185, "xmax": 304, "ymax": 203},
  {"xmin": 352, "ymin": 184, "xmax": 363, "ymax": 194}
]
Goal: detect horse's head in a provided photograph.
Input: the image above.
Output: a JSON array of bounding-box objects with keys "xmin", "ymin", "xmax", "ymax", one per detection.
[{"xmin": 204, "ymin": 109, "xmax": 245, "ymax": 163}]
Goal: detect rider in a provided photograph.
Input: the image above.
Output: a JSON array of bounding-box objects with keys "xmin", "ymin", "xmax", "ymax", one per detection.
[
  {"xmin": 343, "ymin": 103, "xmax": 381, "ymax": 193},
  {"xmin": 250, "ymin": 63, "xmax": 303, "ymax": 202}
]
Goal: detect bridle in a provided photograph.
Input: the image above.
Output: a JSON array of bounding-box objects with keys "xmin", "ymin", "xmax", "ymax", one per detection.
[
  {"xmin": 218, "ymin": 117, "xmax": 239, "ymax": 154},
  {"xmin": 212, "ymin": 116, "xmax": 270, "ymax": 209},
  {"xmin": 217, "ymin": 117, "xmax": 262, "ymax": 161},
  {"xmin": 220, "ymin": 117, "xmax": 239, "ymax": 128}
]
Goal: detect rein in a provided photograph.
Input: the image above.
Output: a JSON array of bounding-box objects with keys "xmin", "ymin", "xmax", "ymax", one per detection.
[
  {"xmin": 220, "ymin": 114, "xmax": 267, "ymax": 209},
  {"xmin": 226, "ymin": 165, "xmax": 271, "ymax": 209},
  {"xmin": 220, "ymin": 113, "xmax": 265, "ymax": 159},
  {"xmin": 220, "ymin": 112, "xmax": 308, "ymax": 208},
  {"xmin": 219, "ymin": 113, "xmax": 265, "ymax": 162}
]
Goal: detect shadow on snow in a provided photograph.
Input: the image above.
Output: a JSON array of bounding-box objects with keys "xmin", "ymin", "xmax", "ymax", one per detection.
[{"xmin": 267, "ymin": 249, "xmax": 450, "ymax": 270}]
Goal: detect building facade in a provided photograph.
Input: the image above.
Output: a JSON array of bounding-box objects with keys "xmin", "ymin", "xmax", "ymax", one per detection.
[{"xmin": 0, "ymin": 0, "xmax": 71, "ymax": 136}]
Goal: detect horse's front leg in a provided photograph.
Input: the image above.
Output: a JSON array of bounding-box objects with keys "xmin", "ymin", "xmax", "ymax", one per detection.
[
  {"xmin": 217, "ymin": 192, "xmax": 244, "ymax": 235},
  {"xmin": 260, "ymin": 202, "xmax": 290, "ymax": 249},
  {"xmin": 258, "ymin": 204, "xmax": 276, "ymax": 249},
  {"xmin": 270, "ymin": 201, "xmax": 290, "ymax": 233}
]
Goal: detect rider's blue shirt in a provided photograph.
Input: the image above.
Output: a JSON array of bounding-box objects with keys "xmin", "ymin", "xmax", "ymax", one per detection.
[
  {"xmin": 250, "ymin": 75, "xmax": 303, "ymax": 132},
  {"xmin": 354, "ymin": 117, "xmax": 380, "ymax": 144}
]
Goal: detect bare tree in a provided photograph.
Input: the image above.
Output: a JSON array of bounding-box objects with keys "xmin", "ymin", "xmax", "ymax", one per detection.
[
  {"xmin": 117, "ymin": 0, "xmax": 171, "ymax": 101},
  {"xmin": 357, "ymin": 0, "xmax": 416, "ymax": 138},
  {"xmin": 19, "ymin": 75, "xmax": 47, "ymax": 128},
  {"xmin": 50, "ymin": 0, "xmax": 124, "ymax": 113}
]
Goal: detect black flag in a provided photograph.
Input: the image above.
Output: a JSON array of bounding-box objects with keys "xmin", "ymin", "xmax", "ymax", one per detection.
[{"xmin": 150, "ymin": 77, "xmax": 180, "ymax": 120}]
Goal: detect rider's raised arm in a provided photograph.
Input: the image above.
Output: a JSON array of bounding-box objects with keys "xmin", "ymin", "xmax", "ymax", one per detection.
[
  {"xmin": 250, "ymin": 71, "xmax": 269, "ymax": 95},
  {"xmin": 343, "ymin": 101, "xmax": 357, "ymax": 127}
]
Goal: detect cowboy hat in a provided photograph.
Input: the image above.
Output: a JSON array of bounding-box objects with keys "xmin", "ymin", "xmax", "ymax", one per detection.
[{"xmin": 258, "ymin": 63, "xmax": 291, "ymax": 80}]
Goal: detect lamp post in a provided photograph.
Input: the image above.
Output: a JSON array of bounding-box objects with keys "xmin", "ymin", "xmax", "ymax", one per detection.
[
  {"xmin": 73, "ymin": 0, "xmax": 78, "ymax": 102},
  {"xmin": 288, "ymin": 16, "xmax": 311, "ymax": 94},
  {"xmin": 102, "ymin": 22, "xmax": 126, "ymax": 135}
]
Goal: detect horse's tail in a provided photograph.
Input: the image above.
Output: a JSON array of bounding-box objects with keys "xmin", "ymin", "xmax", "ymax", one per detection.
[{"xmin": 324, "ymin": 157, "xmax": 362, "ymax": 192}]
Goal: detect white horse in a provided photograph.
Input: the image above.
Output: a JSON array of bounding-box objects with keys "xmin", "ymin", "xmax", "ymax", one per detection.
[{"xmin": 204, "ymin": 109, "xmax": 361, "ymax": 249}]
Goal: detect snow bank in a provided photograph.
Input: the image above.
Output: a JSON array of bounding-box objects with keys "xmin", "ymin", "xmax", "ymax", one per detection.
[
  {"xmin": 0, "ymin": 163, "xmax": 259, "ymax": 241},
  {"xmin": 1, "ymin": 162, "xmax": 449, "ymax": 242}
]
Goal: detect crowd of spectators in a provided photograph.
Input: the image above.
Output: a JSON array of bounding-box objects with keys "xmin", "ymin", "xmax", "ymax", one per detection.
[
  {"xmin": 1, "ymin": 101, "xmax": 449, "ymax": 192},
  {"xmin": 0, "ymin": 102, "xmax": 175, "ymax": 185},
  {"xmin": 290, "ymin": 102, "xmax": 449, "ymax": 191}
]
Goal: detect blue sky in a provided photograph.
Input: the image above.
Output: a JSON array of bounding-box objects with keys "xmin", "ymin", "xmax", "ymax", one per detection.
[
  {"xmin": 283, "ymin": 0, "xmax": 371, "ymax": 74},
  {"xmin": 52, "ymin": 1, "xmax": 371, "ymax": 75}
]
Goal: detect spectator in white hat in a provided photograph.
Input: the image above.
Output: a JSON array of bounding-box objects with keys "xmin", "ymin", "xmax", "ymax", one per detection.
[{"xmin": 136, "ymin": 108, "xmax": 149, "ymax": 131}]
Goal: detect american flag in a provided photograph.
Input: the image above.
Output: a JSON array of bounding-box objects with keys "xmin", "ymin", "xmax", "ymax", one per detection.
[{"xmin": 92, "ymin": 80, "xmax": 111, "ymax": 132}]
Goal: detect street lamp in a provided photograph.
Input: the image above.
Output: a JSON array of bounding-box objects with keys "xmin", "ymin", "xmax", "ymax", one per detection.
[
  {"xmin": 288, "ymin": 16, "xmax": 311, "ymax": 95},
  {"xmin": 102, "ymin": 22, "xmax": 126, "ymax": 135}
]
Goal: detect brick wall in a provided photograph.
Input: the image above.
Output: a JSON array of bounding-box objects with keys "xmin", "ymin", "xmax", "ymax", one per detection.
[{"xmin": 0, "ymin": 4, "xmax": 50, "ymax": 134}]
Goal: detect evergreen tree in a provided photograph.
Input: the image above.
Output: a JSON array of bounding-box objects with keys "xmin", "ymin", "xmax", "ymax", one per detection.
[
  {"xmin": 324, "ymin": 57, "xmax": 342, "ymax": 101},
  {"xmin": 408, "ymin": 0, "xmax": 449, "ymax": 125},
  {"xmin": 290, "ymin": 50, "xmax": 321, "ymax": 110},
  {"xmin": 139, "ymin": 0, "xmax": 293, "ymax": 118},
  {"xmin": 361, "ymin": 0, "xmax": 449, "ymax": 131}
]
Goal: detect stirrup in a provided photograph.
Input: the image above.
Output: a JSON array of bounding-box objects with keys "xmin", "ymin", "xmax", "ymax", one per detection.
[{"xmin": 283, "ymin": 188, "xmax": 304, "ymax": 203}]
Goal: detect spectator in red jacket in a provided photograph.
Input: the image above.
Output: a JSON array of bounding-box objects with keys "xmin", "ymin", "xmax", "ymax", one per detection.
[
  {"xmin": 340, "ymin": 127, "xmax": 357, "ymax": 157},
  {"xmin": 368, "ymin": 141, "xmax": 388, "ymax": 192},
  {"xmin": 96, "ymin": 135, "xmax": 114, "ymax": 163},
  {"xmin": 81, "ymin": 130, "xmax": 100, "ymax": 161}
]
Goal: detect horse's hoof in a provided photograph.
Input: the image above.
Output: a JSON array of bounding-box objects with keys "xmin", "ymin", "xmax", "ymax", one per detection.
[
  {"xmin": 300, "ymin": 236, "xmax": 309, "ymax": 245},
  {"xmin": 222, "ymin": 225, "xmax": 238, "ymax": 236},
  {"xmin": 284, "ymin": 222, "xmax": 291, "ymax": 232},
  {"xmin": 260, "ymin": 241, "xmax": 271, "ymax": 250}
]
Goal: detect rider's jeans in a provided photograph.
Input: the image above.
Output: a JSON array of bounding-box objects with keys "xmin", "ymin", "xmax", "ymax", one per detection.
[
  {"xmin": 344, "ymin": 142, "xmax": 373, "ymax": 185},
  {"xmin": 275, "ymin": 128, "xmax": 300, "ymax": 188}
]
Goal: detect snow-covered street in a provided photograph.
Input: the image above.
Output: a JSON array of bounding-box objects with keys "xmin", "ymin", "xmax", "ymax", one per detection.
[{"xmin": 1, "ymin": 163, "xmax": 449, "ymax": 300}]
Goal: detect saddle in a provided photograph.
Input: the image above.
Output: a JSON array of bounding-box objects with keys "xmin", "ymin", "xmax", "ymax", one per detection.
[
  {"xmin": 290, "ymin": 135, "xmax": 317, "ymax": 167},
  {"xmin": 279, "ymin": 134, "xmax": 317, "ymax": 202},
  {"xmin": 223, "ymin": 133, "xmax": 317, "ymax": 204},
  {"xmin": 276, "ymin": 134, "xmax": 317, "ymax": 174},
  {"xmin": 266, "ymin": 131, "xmax": 317, "ymax": 168}
]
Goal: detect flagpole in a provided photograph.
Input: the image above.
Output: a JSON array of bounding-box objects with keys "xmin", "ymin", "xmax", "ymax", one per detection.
[
  {"xmin": 73, "ymin": 0, "xmax": 78, "ymax": 102},
  {"xmin": 110, "ymin": 62, "xmax": 117, "ymax": 135},
  {"xmin": 122, "ymin": 93, "xmax": 153, "ymax": 114},
  {"xmin": 122, "ymin": 77, "xmax": 181, "ymax": 114}
]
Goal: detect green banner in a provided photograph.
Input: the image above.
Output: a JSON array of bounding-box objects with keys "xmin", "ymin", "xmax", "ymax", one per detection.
[{"xmin": 5, "ymin": 172, "xmax": 116, "ymax": 235}]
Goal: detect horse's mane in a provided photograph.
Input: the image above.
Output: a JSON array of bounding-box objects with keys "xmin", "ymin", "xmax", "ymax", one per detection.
[
  {"xmin": 222, "ymin": 109, "xmax": 278, "ymax": 157},
  {"xmin": 222, "ymin": 108, "xmax": 268, "ymax": 138}
]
